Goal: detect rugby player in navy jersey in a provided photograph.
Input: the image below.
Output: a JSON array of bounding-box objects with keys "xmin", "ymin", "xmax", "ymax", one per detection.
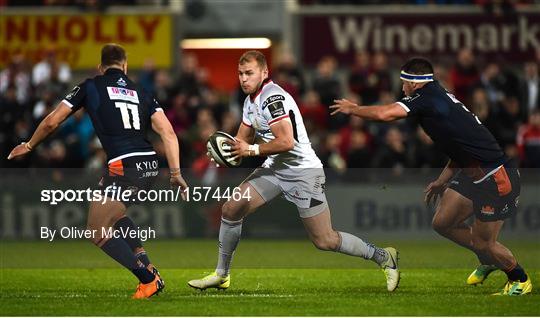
[
  {"xmin": 330, "ymin": 58, "xmax": 531, "ymax": 296},
  {"xmin": 8, "ymin": 44, "xmax": 188, "ymax": 299}
]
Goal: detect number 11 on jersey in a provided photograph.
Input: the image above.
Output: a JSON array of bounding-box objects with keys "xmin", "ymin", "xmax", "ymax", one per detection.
[{"xmin": 115, "ymin": 102, "xmax": 141, "ymax": 130}]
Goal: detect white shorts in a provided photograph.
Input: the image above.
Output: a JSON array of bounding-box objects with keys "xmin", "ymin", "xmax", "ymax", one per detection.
[{"xmin": 244, "ymin": 167, "xmax": 328, "ymax": 218}]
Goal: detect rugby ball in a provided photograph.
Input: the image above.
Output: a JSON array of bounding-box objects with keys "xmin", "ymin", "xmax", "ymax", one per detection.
[{"xmin": 206, "ymin": 131, "xmax": 242, "ymax": 167}]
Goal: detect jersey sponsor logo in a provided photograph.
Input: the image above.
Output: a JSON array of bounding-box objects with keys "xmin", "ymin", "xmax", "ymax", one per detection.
[
  {"xmin": 262, "ymin": 94, "xmax": 285, "ymax": 109},
  {"xmin": 135, "ymin": 160, "xmax": 158, "ymax": 171},
  {"xmin": 107, "ymin": 87, "xmax": 139, "ymax": 103},
  {"xmin": 65, "ymin": 86, "xmax": 80, "ymax": 100},
  {"xmin": 288, "ymin": 188, "xmax": 308, "ymax": 201},
  {"xmin": 268, "ymin": 101, "xmax": 286, "ymax": 118},
  {"xmin": 480, "ymin": 205, "xmax": 495, "ymax": 215},
  {"xmin": 117, "ymin": 77, "xmax": 128, "ymax": 87}
]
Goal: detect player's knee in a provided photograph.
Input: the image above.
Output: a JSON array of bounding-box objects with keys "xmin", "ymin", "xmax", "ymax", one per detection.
[
  {"xmin": 311, "ymin": 234, "xmax": 339, "ymax": 251},
  {"xmin": 471, "ymin": 236, "xmax": 494, "ymax": 253},
  {"xmin": 221, "ymin": 200, "xmax": 246, "ymax": 221},
  {"xmin": 431, "ymin": 215, "xmax": 450, "ymax": 235}
]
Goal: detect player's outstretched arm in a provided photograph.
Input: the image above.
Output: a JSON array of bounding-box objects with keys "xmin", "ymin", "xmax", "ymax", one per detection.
[
  {"xmin": 151, "ymin": 111, "xmax": 188, "ymax": 195},
  {"xmin": 7, "ymin": 101, "xmax": 73, "ymax": 160},
  {"xmin": 330, "ymin": 99, "xmax": 407, "ymax": 122}
]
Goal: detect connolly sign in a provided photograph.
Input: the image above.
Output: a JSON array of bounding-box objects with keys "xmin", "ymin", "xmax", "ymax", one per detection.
[
  {"xmin": 301, "ymin": 13, "xmax": 540, "ymax": 64},
  {"xmin": 0, "ymin": 14, "xmax": 172, "ymax": 69}
]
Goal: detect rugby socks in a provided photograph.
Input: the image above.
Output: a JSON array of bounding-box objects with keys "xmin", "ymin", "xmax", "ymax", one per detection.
[
  {"xmin": 135, "ymin": 251, "xmax": 151, "ymax": 268},
  {"xmin": 101, "ymin": 238, "xmax": 155, "ymax": 284},
  {"xmin": 113, "ymin": 217, "xmax": 151, "ymax": 267},
  {"xmin": 216, "ymin": 217, "xmax": 243, "ymax": 277},
  {"xmin": 504, "ymin": 263, "xmax": 528, "ymax": 283},
  {"xmin": 337, "ymin": 231, "xmax": 388, "ymax": 265}
]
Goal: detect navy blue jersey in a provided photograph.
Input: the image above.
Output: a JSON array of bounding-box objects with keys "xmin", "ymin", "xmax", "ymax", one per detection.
[
  {"xmin": 62, "ymin": 68, "xmax": 162, "ymax": 162},
  {"xmin": 397, "ymin": 81, "xmax": 506, "ymax": 170}
]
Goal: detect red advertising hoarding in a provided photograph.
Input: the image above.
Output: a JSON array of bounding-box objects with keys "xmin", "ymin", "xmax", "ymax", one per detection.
[{"xmin": 301, "ymin": 12, "xmax": 540, "ymax": 65}]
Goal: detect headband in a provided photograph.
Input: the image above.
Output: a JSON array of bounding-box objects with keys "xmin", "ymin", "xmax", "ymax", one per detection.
[{"xmin": 400, "ymin": 71, "xmax": 434, "ymax": 83}]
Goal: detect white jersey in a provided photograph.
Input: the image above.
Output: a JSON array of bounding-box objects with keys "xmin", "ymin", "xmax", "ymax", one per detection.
[{"xmin": 242, "ymin": 80, "xmax": 322, "ymax": 169}]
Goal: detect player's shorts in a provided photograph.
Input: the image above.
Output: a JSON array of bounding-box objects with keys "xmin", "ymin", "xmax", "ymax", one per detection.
[
  {"xmin": 244, "ymin": 167, "xmax": 328, "ymax": 218},
  {"xmin": 449, "ymin": 161, "xmax": 520, "ymax": 222},
  {"xmin": 99, "ymin": 154, "xmax": 160, "ymax": 206}
]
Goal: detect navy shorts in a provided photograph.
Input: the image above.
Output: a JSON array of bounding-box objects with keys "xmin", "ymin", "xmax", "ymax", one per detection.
[
  {"xmin": 99, "ymin": 154, "xmax": 159, "ymax": 206},
  {"xmin": 449, "ymin": 161, "xmax": 520, "ymax": 222}
]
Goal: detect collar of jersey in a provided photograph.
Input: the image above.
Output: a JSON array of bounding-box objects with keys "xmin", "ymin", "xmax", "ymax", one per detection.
[
  {"xmin": 250, "ymin": 78, "xmax": 273, "ymax": 102},
  {"xmin": 105, "ymin": 68, "xmax": 125, "ymax": 75}
]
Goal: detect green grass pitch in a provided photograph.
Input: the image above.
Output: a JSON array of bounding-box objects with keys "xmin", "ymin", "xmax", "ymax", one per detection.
[{"xmin": 1, "ymin": 239, "xmax": 539, "ymax": 316}]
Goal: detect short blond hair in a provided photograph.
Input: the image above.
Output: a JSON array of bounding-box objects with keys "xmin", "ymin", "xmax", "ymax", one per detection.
[{"xmin": 239, "ymin": 50, "xmax": 267, "ymax": 69}]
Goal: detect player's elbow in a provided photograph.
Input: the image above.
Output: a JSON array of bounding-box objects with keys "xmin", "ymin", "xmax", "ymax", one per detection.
[
  {"xmin": 160, "ymin": 127, "xmax": 177, "ymax": 142},
  {"xmin": 282, "ymin": 138, "xmax": 294, "ymax": 152},
  {"xmin": 377, "ymin": 110, "xmax": 395, "ymax": 122},
  {"xmin": 43, "ymin": 117, "xmax": 59, "ymax": 133}
]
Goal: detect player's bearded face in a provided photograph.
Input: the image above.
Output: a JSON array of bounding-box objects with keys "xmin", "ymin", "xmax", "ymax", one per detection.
[{"xmin": 238, "ymin": 60, "xmax": 268, "ymax": 95}]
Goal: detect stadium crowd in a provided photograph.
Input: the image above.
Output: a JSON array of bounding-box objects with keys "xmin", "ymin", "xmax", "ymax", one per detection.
[{"xmin": 1, "ymin": 48, "xmax": 539, "ymax": 177}]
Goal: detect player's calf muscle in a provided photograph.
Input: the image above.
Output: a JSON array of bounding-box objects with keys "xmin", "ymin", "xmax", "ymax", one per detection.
[{"xmin": 310, "ymin": 232, "xmax": 339, "ymax": 251}]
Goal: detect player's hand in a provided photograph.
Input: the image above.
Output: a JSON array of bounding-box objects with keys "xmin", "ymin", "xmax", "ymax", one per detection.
[
  {"xmin": 424, "ymin": 180, "xmax": 446, "ymax": 208},
  {"xmin": 229, "ymin": 139, "xmax": 250, "ymax": 159},
  {"xmin": 7, "ymin": 143, "xmax": 31, "ymax": 160},
  {"xmin": 170, "ymin": 174, "xmax": 188, "ymax": 200},
  {"xmin": 330, "ymin": 99, "xmax": 358, "ymax": 116}
]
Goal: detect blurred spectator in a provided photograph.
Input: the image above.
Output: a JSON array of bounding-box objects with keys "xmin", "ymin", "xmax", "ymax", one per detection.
[
  {"xmin": 366, "ymin": 52, "xmax": 393, "ymax": 105},
  {"xmin": 516, "ymin": 110, "xmax": 540, "ymax": 168},
  {"xmin": 477, "ymin": 62, "xmax": 505, "ymax": 107},
  {"xmin": 299, "ymin": 90, "xmax": 328, "ymax": 131},
  {"xmin": 339, "ymin": 114, "xmax": 373, "ymax": 159},
  {"xmin": 449, "ymin": 48, "xmax": 480, "ymax": 104},
  {"xmin": 166, "ymin": 94, "xmax": 191, "ymax": 135},
  {"xmin": 520, "ymin": 61, "xmax": 539, "ymax": 116},
  {"xmin": 153, "ymin": 69, "xmax": 174, "ymax": 107},
  {"xmin": 348, "ymin": 51, "xmax": 393, "ymax": 106},
  {"xmin": 312, "ymin": 56, "xmax": 341, "ymax": 108},
  {"xmin": 202, "ymin": 89, "xmax": 228, "ymax": 125},
  {"xmin": 32, "ymin": 47, "xmax": 71, "ymax": 92},
  {"xmin": 0, "ymin": 55, "xmax": 32, "ymax": 105},
  {"xmin": 319, "ymin": 132, "xmax": 346, "ymax": 175},
  {"xmin": 490, "ymin": 95, "xmax": 523, "ymax": 157},
  {"xmin": 139, "ymin": 59, "xmax": 157, "ymax": 94},
  {"xmin": 348, "ymin": 51, "xmax": 371, "ymax": 101},
  {"xmin": 273, "ymin": 51, "xmax": 306, "ymax": 100},
  {"xmin": 372, "ymin": 126, "xmax": 410, "ymax": 173},
  {"xmin": 58, "ymin": 110, "xmax": 94, "ymax": 167},
  {"xmin": 434, "ymin": 64, "xmax": 452, "ymax": 92},
  {"xmin": 171, "ymin": 52, "xmax": 201, "ymax": 98},
  {"xmin": 346, "ymin": 130, "xmax": 372, "ymax": 168}
]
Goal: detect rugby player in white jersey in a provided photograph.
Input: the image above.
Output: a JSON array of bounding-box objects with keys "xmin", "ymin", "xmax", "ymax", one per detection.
[{"xmin": 188, "ymin": 51, "xmax": 400, "ymax": 292}]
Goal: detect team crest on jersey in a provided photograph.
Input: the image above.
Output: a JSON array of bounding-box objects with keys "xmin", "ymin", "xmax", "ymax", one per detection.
[
  {"xmin": 262, "ymin": 94, "xmax": 285, "ymax": 109},
  {"xmin": 268, "ymin": 101, "xmax": 286, "ymax": 119},
  {"xmin": 107, "ymin": 87, "xmax": 139, "ymax": 103},
  {"xmin": 65, "ymin": 86, "xmax": 80, "ymax": 100},
  {"xmin": 117, "ymin": 77, "xmax": 127, "ymax": 87}
]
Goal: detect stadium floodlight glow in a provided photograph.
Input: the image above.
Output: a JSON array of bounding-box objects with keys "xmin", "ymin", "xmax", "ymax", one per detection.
[{"xmin": 181, "ymin": 38, "xmax": 272, "ymax": 49}]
